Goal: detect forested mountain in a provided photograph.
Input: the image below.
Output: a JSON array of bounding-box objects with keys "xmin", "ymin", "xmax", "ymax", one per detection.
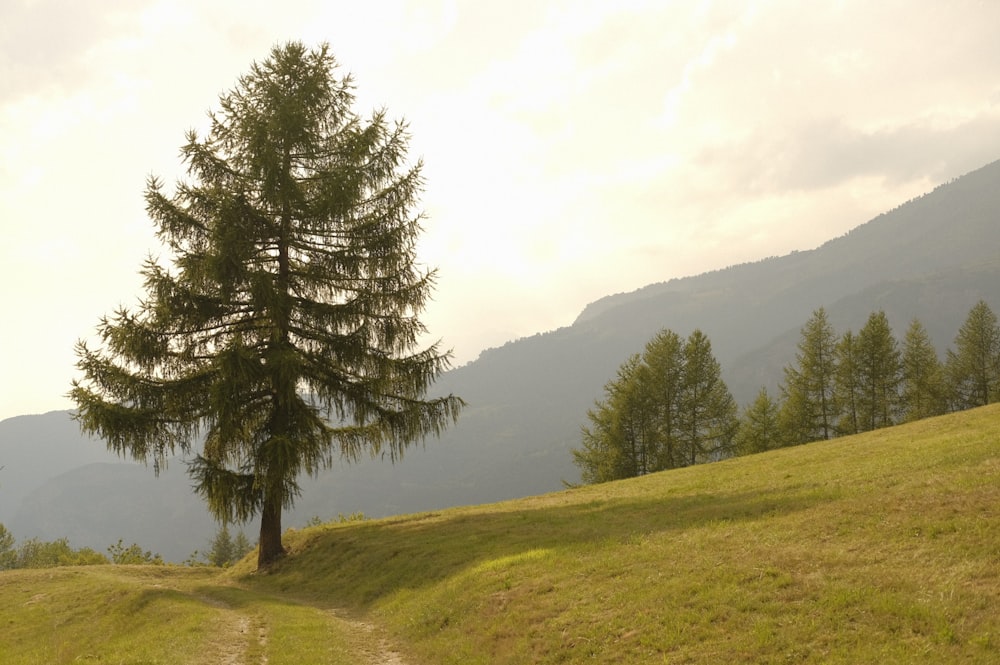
[{"xmin": 3, "ymin": 158, "xmax": 1000, "ymax": 561}]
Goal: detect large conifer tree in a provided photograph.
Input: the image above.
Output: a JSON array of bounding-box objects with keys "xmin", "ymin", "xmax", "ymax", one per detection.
[{"xmin": 70, "ymin": 43, "xmax": 462, "ymax": 568}]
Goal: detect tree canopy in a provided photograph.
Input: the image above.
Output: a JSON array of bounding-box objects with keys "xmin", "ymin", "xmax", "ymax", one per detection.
[
  {"xmin": 70, "ymin": 42, "xmax": 462, "ymax": 568},
  {"xmin": 901, "ymin": 319, "xmax": 947, "ymax": 422},
  {"xmin": 779, "ymin": 308, "xmax": 838, "ymax": 444},
  {"xmin": 946, "ymin": 300, "xmax": 1000, "ymax": 409},
  {"xmin": 571, "ymin": 329, "xmax": 736, "ymax": 483}
]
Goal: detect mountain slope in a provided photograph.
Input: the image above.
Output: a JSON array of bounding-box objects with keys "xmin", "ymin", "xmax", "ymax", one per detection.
[
  {"xmin": 0, "ymin": 411, "xmax": 120, "ymax": 517},
  {"xmin": 3, "ymin": 158, "xmax": 1000, "ymax": 557},
  {"xmin": 576, "ymin": 159, "xmax": 1000, "ymax": 365}
]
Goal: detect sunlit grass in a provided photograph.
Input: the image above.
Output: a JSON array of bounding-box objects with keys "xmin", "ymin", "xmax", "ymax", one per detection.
[
  {"xmin": 0, "ymin": 565, "xmax": 357, "ymax": 664},
  {"xmin": 0, "ymin": 566, "xmax": 223, "ymax": 664},
  {"xmin": 246, "ymin": 404, "xmax": 1000, "ymax": 664},
  {"xmin": 2, "ymin": 405, "xmax": 998, "ymax": 663}
]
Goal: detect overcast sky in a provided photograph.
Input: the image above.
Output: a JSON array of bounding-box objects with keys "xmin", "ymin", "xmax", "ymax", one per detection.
[{"xmin": 3, "ymin": 0, "xmax": 1000, "ymax": 421}]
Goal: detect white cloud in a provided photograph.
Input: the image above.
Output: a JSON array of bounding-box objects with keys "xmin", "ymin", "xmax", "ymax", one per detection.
[{"xmin": 3, "ymin": 0, "xmax": 1000, "ymax": 418}]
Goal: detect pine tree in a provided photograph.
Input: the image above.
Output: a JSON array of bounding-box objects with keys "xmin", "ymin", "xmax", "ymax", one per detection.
[
  {"xmin": 233, "ymin": 531, "xmax": 254, "ymax": 561},
  {"xmin": 677, "ymin": 330, "xmax": 738, "ymax": 465},
  {"xmin": 855, "ymin": 311, "xmax": 902, "ymax": 431},
  {"xmin": 945, "ymin": 300, "xmax": 1000, "ymax": 410},
  {"xmin": 640, "ymin": 329, "xmax": 685, "ymax": 470},
  {"xmin": 618, "ymin": 361, "xmax": 658, "ymax": 477},
  {"xmin": 206, "ymin": 524, "xmax": 252, "ymax": 567},
  {"xmin": 734, "ymin": 387, "xmax": 781, "ymax": 456},
  {"xmin": 574, "ymin": 355, "xmax": 650, "ymax": 483},
  {"xmin": 207, "ymin": 525, "xmax": 237, "ymax": 567},
  {"xmin": 572, "ymin": 329, "xmax": 736, "ymax": 483},
  {"xmin": 900, "ymin": 319, "xmax": 947, "ymax": 421},
  {"xmin": 70, "ymin": 43, "xmax": 462, "ymax": 569},
  {"xmin": 573, "ymin": 397, "xmax": 620, "ymax": 485},
  {"xmin": 833, "ymin": 330, "xmax": 861, "ymax": 436},
  {"xmin": 779, "ymin": 308, "xmax": 839, "ymax": 444}
]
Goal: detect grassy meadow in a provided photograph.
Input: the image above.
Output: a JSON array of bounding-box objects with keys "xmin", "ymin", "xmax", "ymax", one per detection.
[{"xmin": 3, "ymin": 405, "xmax": 999, "ymax": 663}]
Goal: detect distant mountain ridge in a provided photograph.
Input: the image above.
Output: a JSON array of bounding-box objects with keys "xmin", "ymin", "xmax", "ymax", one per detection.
[
  {"xmin": 4, "ymin": 158, "xmax": 1000, "ymax": 561},
  {"xmin": 578, "ymin": 159, "xmax": 1000, "ymax": 346}
]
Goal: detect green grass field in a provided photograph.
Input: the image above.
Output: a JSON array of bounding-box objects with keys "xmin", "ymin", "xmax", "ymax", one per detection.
[{"xmin": 3, "ymin": 405, "xmax": 998, "ymax": 663}]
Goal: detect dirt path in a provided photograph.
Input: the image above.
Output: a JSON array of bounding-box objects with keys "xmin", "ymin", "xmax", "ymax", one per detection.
[
  {"xmin": 189, "ymin": 590, "xmax": 269, "ymax": 665},
  {"xmin": 329, "ymin": 609, "xmax": 409, "ymax": 665},
  {"xmin": 137, "ymin": 574, "xmax": 406, "ymax": 664},
  {"xmin": 191, "ymin": 587, "xmax": 405, "ymax": 665}
]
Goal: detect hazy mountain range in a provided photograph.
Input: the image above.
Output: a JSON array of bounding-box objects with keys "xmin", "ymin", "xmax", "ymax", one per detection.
[{"xmin": 3, "ymin": 158, "xmax": 1000, "ymax": 561}]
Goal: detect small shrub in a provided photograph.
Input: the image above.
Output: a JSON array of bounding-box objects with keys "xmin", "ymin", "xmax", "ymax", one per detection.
[{"xmin": 107, "ymin": 539, "xmax": 163, "ymax": 565}]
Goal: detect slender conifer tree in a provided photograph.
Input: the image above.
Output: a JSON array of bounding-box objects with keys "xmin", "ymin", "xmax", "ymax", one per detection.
[
  {"xmin": 833, "ymin": 330, "xmax": 861, "ymax": 436},
  {"xmin": 900, "ymin": 319, "xmax": 947, "ymax": 421},
  {"xmin": 641, "ymin": 329, "xmax": 685, "ymax": 470},
  {"xmin": 677, "ymin": 330, "xmax": 738, "ymax": 465},
  {"xmin": 855, "ymin": 311, "xmax": 902, "ymax": 431},
  {"xmin": 574, "ymin": 355, "xmax": 649, "ymax": 483},
  {"xmin": 780, "ymin": 308, "xmax": 839, "ymax": 443},
  {"xmin": 734, "ymin": 387, "xmax": 781, "ymax": 455},
  {"xmin": 946, "ymin": 300, "xmax": 1000, "ymax": 409}
]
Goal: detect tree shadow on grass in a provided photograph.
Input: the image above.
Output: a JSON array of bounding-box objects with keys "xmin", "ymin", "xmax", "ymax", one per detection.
[{"xmin": 245, "ymin": 480, "xmax": 837, "ymax": 609}]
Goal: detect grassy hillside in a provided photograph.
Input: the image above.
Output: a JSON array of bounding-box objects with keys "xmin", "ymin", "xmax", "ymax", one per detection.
[
  {"xmin": 3, "ymin": 405, "xmax": 999, "ymax": 663},
  {"xmin": 0, "ymin": 564, "xmax": 382, "ymax": 664}
]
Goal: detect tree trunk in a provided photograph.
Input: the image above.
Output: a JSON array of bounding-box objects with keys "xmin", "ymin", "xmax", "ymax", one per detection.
[{"xmin": 257, "ymin": 495, "xmax": 286, "ymax": 569}]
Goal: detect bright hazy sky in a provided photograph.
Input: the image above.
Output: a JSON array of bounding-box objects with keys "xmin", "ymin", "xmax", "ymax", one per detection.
[{"xmin": 3, "ymin": 0, "xmax": 1000, "ymax": 421}]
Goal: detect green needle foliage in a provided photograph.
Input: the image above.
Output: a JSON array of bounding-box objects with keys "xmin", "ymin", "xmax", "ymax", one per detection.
[
  {"xmin": 900, "ymin": 318, "xmax": 947, "ymax": 421},
  {"xmin": 734, "ymin": 386, "xmax": 781, "ymax": 455},
  {"xmin": 855, "ymin": 310, "xmax": 902, "ymax": 431},
  {"xmin": 780, "ymin": 308, "xmax": 838, "ymax": 444},
  {"xmin": 70, "ymin": 42, "xmax": 462, "ymax": 569},
  {"xmin": 572, "ymin": 328, "xmax": 736, "ymax": 483},
  {"xmin": 946, "ymin": 299, "xmax": 1000, "ymax": 409}
]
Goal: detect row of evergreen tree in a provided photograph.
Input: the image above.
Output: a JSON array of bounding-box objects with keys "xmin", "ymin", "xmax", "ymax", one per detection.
[{"xmin": 572, "ymin": 300, "xmax": 1000, "ymax": 484}]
